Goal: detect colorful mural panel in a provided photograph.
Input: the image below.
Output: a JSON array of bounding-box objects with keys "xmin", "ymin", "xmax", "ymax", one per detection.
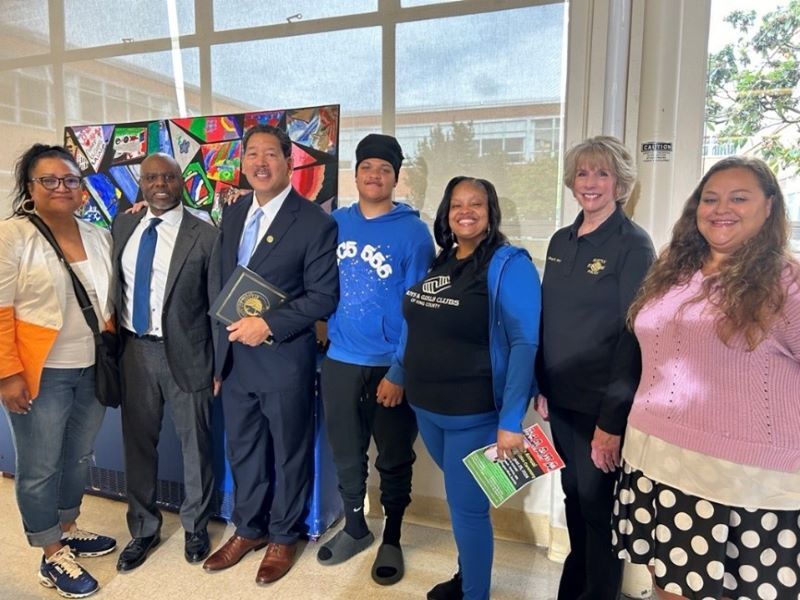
[
  {"xmin": 64, "ymin": 104, "xmax": 340, "ymax": 229},
  {"xmin": 183, "ymin": 162, "xmax": 214, "ymax": 208},
  {"xmin": 243, "ymin": 111, "xmax": 284, "ymax": 131},
  {"xmin": 202, "ymin": 140, "xmax": 241, "ymax": 186},
  {"xmin": 172, "ymin": 115, "xmax": 242, "ymax": 143},
  {"xmin": 72, "ymin": 125, "xmax": 113, "ymax": 172},
  {"xmin": 112, "ymin": 127, "xmax": 148, "ymax": 163},
  {"xmin": 286, "ymin": 106, "xmax": 338, "ymax": 154}
]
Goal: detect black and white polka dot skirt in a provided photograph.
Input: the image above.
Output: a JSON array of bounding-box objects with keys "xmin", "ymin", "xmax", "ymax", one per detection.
[{"xmin": 611, "ymin": 462, "xmax": 800, "ymax": 600}]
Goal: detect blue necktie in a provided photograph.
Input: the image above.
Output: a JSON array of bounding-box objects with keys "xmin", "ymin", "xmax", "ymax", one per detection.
[
  {"xmin": 132, "ymin": 218, "xmax": 162, "ymax": 335},
  {"xmin": 238, "ymin": 209, "xmax": 264, "ymax": 266}
]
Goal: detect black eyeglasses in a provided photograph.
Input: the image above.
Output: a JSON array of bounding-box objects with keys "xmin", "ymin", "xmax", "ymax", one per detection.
[{"xmin": 30, "ymin": 176, "xmax": 83, "ymax": 190}]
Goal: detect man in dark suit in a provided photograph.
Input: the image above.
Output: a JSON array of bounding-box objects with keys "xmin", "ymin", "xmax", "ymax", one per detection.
[
  {"xmin": 112, "ymin": 153, "xmax": 219, "ymax": 572},
  {"xmin": 202, "ymin": 125, "xmax": 338, "ymax": 584}
]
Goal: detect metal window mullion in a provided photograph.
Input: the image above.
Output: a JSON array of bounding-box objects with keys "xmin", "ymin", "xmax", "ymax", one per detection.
[
  {"xmin": 49, "ymin": 0, "xmax": 66, "ymax": 137},
  {"xmin": 381, "ymin": 0, "xmax": 399, "ymax": 135},
  {"xmin": 195, "ymin": 0, "xmax": 213, "ymax": 115}
]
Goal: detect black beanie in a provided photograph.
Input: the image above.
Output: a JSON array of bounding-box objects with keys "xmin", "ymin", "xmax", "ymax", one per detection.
[{"xmin": 355, "ymin": 134, "xmax": 404, "ymax": 179}]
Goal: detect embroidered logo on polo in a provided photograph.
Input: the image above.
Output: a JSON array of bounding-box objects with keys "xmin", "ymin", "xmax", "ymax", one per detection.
[
  {"xmin": 586, "ymin": 258, "xmax": 606, "ymax": 275},
  {"xmin": 421, "ymin": 275, "xmax": 451, "ymax": 295}
]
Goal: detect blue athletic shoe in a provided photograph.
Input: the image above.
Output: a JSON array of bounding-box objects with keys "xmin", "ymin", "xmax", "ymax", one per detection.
[
  {"xmin": 61, "ymin": 527, "xmax": 116, "ymax": 557},
  {"xmin": 39, "ymin": 547, "xmax": 99, "ymax": 598}
]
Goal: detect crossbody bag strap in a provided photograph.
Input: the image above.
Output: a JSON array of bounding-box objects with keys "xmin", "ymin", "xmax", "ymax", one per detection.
[{"xmin": 27, "ymin": 214, "xmax": 102, "ymax": 337}]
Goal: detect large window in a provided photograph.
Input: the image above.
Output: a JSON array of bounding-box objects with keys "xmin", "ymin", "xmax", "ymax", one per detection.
[
  {"xmin": 0, "ymin": 0, "xmax": 49, "ymax": 59},
  {"xmin": 64, "ymin": 0, "xmax": 195, "ymax": 49},
  {"xmin": 394, "ymin": 3, "xmax": 564, "ymax": 255},
  {"xmin": 64, "ymin": 50, "xmax": 201, "ymax": 125},
  {"xmin": 213, "ymin": 1, "xmax": 378, "ymax": 30},
  {"xmin": 0, "ymin": 0, "xmax": 567, "ymax": 263},
  {"xmin": 704, "ymin": 0, "xmax": 800, "ymax": 248}
]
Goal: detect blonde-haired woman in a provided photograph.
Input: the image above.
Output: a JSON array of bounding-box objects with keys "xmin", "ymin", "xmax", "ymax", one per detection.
[
  {"xmin": 536, "ymin": 136, "xmax": 655, "ymax": 599},
  {"xmin": 613, "ymin": 156, "xmax": 800, "ymax": 599}
]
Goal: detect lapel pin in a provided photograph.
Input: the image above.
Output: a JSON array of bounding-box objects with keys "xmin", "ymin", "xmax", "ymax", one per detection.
[{"xmin": 266, "ymin": 235, "xmax": 274, "ymax": 243}]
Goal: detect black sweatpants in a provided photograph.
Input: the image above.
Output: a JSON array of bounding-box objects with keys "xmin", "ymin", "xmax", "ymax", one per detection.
[
  {"xmin": 549, "ymin": 405, "xmax": 623, "ymax": 600},
  {"xmin": 320, "ymin": 357, "xmax": 418, "ymax": 512}
]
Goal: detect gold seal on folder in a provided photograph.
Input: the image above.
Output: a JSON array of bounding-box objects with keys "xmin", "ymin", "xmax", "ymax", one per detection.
[{"xmin": 236, "ymin": 291, "xmax": 271, "ymax": 317}]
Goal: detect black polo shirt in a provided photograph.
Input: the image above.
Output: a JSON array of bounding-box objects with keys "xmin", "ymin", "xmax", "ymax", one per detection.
[{"xmin": 537, "ymin": 206, "xmax": 655, "ymax": 435}]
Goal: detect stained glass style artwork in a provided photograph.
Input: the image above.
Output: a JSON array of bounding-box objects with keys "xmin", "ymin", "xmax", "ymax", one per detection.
[
  {"xmin": 201, "ymin": 140, "xmax": 241, "ymax": 186},
  {"xmin": 292, "ymin": 163, "xmax": 334, "ymax": 207},
  {"xmin": 83, "ymin": 173, "xmax": 121, "ymax": 227},
  {"xmin": 112, "ymin": 127, "xmax": 148, "ymax": 163},
  {"xmin": 64, "ymin": 104, "xmax": 339, "ymax": 229},
  {"xmin": 109, "ymin": 164, "xmax": 141, "ymax": 204},
  {"xmin": 72, "ymin": 125, "xmax": 113, "ymax": 172},
  {"xmin": 290, "ymin": 144, "xmax": 320, "ymax": 169},
  {"xmin": 183, "ymin": 162, "xmax": 214, "ymax": 208},
  {"xmin": 147, "ymin": 121, "xmax": 172, "ymax": 156},
  {"xmin": 243, "ymin": 111, "xmax": 284, "ymax": 130},
  {"xmin": 172, "ymin": 115, "xmax": 242, "ymax": 143},
  {"xmin": 212, "ymin": 181, "xmax": 239, "ymax": 225},
  {"xmin": 77, "ymin": 188, "xmax": 107, "ymax": 227},
  {"xmin": 168, "ymin": 120, "xmax": 202, "ymax": 174},
  {"xmin": 286, "ymin": 107, "xmax": 338, "ymax": 155},
  {"xmin": 64, "ymin": 131, "xmax": 91, "ymax": 172}
]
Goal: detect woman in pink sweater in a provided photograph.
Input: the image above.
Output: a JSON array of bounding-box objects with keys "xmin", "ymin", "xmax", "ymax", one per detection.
[{"xmin": 612, "ymin": 156, "xmax": 800, "ymax": 600}]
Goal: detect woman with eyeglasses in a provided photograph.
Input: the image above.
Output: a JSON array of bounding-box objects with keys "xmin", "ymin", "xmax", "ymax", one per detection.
[{"xmin": 0, "ymin": 144, "xmax": 116, "ymax": 598}]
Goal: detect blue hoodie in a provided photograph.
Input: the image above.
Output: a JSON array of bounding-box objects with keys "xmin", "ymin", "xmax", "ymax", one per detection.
[
  {"xmin": 327, "ymin": 202, "xmax": 435, "ymax": 384},
  {"xmin": 487, "ymin": 245, "xmax": 541, "ymax": 432}
]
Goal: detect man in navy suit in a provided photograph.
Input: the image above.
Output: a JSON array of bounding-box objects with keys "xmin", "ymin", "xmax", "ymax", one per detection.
[{"xmin": 202, "ymin": 124, "xmax": 338, "ymax": 585}]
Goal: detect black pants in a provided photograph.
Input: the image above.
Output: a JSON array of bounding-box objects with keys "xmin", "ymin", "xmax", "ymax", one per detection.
[
  {"xmin": 549, "ymin": 405, "xmax": 623, "ymax": 600},
  {"xmin": 320, "ymin": 357, "xmax": 417, "ymax": 512}
]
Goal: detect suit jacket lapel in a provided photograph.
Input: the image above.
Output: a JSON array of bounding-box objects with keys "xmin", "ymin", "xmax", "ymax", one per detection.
[
  {"xmin": 247, "ymin": 192, "xmax": 299, "ymax": 273},
  {"xmin": 113, "ymin": 212, "xmax": 145, "ymax": 295},
  {"xmin": 164, "ymin": 214, "xmax": 199, "ymax": 304},
  {"xmin": 114, "ymin": 211, "xmax": 145, "ymax": 267}
]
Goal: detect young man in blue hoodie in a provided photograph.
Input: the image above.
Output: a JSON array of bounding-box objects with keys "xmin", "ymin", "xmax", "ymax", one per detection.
[{"xmin": 317, "ymin": 134, "xmax": 434, "ymax": 585}]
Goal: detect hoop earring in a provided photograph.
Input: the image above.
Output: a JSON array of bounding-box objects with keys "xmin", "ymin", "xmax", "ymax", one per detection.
[{"xmin": 21, "ymin": 198, "xmax": 35, "ymax": 214}]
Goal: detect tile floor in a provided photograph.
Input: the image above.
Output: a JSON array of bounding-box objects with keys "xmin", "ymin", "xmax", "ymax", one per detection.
[{"xmin": 0, "ymin": 476, "xmax": 566, "ymax": 599}]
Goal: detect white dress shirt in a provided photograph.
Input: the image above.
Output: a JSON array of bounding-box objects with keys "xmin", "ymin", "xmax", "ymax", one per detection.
[
  {"xmin": 120, "ymin": 204, "xmax": 184, "ymax": 336},
  {"xmin": 238, "ymin": 183, "xmax": 292, "ymax": 262}
]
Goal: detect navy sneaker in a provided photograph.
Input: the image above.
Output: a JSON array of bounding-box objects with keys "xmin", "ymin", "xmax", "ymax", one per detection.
[
  {"xmin": 39, "ymin": 546, "xmax": 99, "ymax": 598},
  {"xmin": 61, "ymin": 527, "xmax": 116, "ymax": 557}
]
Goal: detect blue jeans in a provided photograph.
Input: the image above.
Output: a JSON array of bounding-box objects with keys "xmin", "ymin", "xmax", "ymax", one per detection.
[
  {"xmin": 4, "ymin": 367, "xmax": 105, "ymax": 547},
  {"xmin": 414, "ymin": 406, "xmax": 498, "ymax": 600}
]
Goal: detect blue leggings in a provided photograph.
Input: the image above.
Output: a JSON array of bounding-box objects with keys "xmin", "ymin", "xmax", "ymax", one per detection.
[{"xmin": 414, "ymin": 406, "xmax": 498, "ymax": 600}]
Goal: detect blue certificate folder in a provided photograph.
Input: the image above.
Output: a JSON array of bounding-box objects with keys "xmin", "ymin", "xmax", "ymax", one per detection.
[{"xmin": 210, "ymin": 265, "xmax": 288, "ymax": 326}]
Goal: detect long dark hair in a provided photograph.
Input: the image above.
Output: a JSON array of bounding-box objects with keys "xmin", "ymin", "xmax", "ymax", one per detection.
[
  {"xmin": 12, "ymin": 144, "xmax": 80, "ymax": 216},
  {"xmin": 431, "ymin": 176, "xmax": 508, "ymax": 276},
  {"xmin": 628, "ymin": 155, "xmax": 795, "ymax": 350}
]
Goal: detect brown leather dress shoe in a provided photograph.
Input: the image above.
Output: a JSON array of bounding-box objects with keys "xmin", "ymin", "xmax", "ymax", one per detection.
[
  {"xmin": 202, "ymin": 534, "xmax": 268, "ymax": 572},
  {"xmin": 255, "ymin": 542, "xmax": 297, "ymax": 584}
]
